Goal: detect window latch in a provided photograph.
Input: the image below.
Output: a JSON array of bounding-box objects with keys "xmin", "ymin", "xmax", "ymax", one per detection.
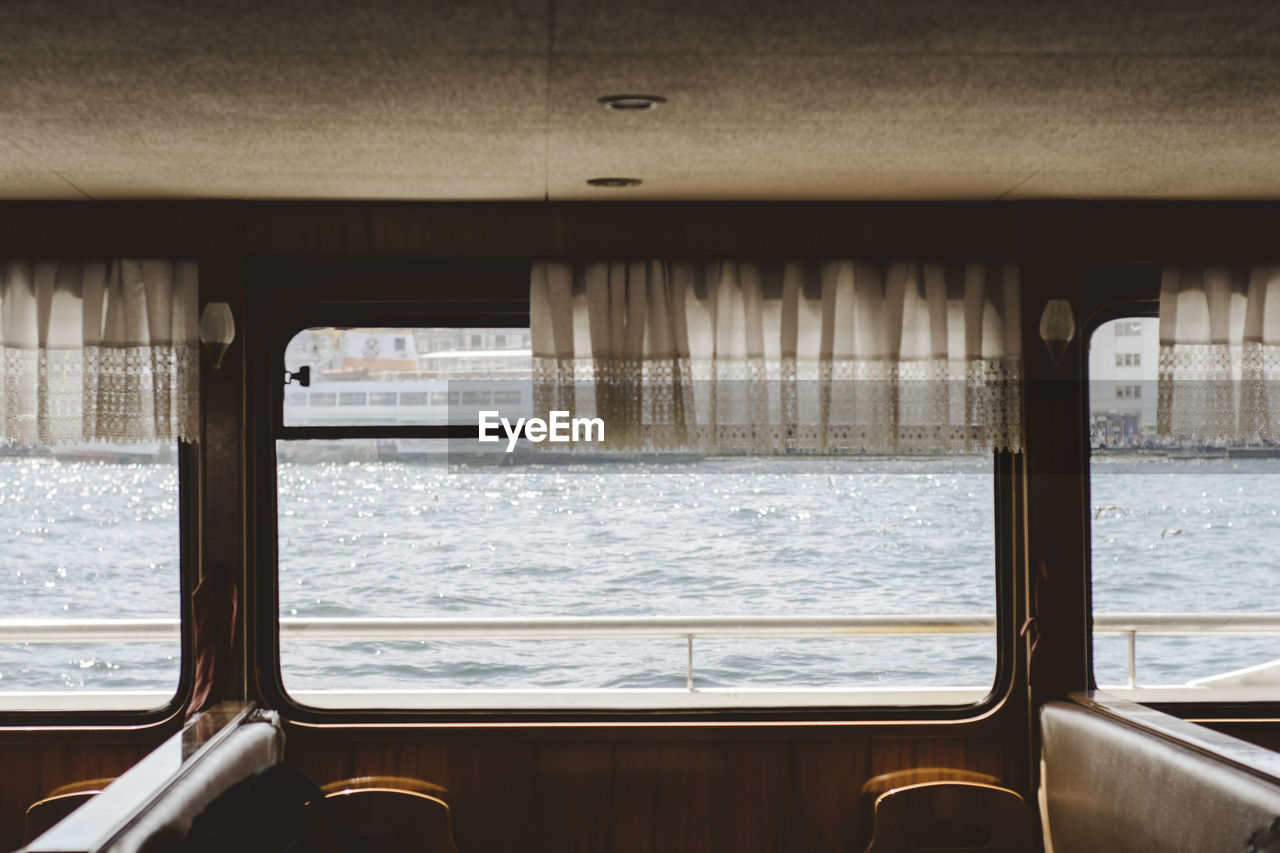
[{"xmin": 284, "ymin": 366, "xmax": 311, "ymax": 387}]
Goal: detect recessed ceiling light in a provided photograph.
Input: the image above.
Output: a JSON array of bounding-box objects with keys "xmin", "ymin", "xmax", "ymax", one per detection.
[
  {"xmin": 587, "ymin": 177, "xmax": 642, "ymax": 188},
  {"xmin": 598, "ymin": 95, "xmax": 666, "ymax": 111}
]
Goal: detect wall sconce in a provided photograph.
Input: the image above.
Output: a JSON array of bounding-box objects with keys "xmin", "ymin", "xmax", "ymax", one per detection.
[
  {"xmin": 1038, "ymin": 299, "xmax": 1076, "ymax": 366},
  {"xmin": 199, "ymin": 302, "xmax": 236, "ymax": 372}
]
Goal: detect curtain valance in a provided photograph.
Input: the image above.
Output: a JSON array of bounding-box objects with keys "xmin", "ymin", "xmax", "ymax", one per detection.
[
  {"xmin": 531, "ymin": 260, "xmax": 1023, "ymax": 454},
  {"xmin": 0, "ymin": 259, "xmax": 199, "ymax": 445},
  {"xmin": 1158, "ymin": 264, "xmax": 1280, "ymax": 441}
]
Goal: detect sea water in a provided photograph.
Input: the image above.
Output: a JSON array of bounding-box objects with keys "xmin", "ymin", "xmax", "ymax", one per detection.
[{"xmin": 3, "ymin": 453, "xmax": 1279, "ymax": 698}]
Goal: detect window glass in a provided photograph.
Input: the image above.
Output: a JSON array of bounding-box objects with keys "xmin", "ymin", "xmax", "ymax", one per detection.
[
  {"xmin": 1089, "ymin": 318, "xmax": 1280, "ymax": 700},
  {"xmin": 283, "ymin": 327, "xmax": 531, "ymax": 426},
  {"xmin": 0, "ymin": 443, "xmax": 181, "ymax": 711},
  {"xmin": 276, "ymin": 447, "xmax": 996, "ymax": 709},
  {"xmin": 276, "ymin": 327, "xmax": 998, "ymax": 710}
]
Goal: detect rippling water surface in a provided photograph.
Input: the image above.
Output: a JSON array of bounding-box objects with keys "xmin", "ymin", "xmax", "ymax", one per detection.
[
  {"xmin": 1090, "ymin": 455, "xmax": 1280, "ymax": 685},
  {"xmin": 276, "ymin": 453, "xmax": 995, "ymax": 693},
  {"xmin": 4, "ymin": 452, "xmax": 1280, "ymax": 700},
  {"xmin": 0, "ymin": 455, "xmax": 180, "ymax": 692}
]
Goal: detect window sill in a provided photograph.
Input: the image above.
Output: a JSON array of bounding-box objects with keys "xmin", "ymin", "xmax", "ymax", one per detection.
[{"xmin": 282, "ymin": 686, "xmax": 992, "ymax": 710}]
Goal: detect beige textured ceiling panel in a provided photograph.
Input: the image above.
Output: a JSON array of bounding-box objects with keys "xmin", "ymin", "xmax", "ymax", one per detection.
[
  {"xmin": 1047, "ymin": 123, "xmax": 1280, "ymax": 172},
  {"xmin": 5, "ymin": 121, "xmax": 546, "ymax": 176},
  {"xmin": 0, "ymin": 0, "xmax": 1278, "ymax": 200},
  {"xmin": 550, "ymin": 53, "xmax": 1280, "ymax": 128},
  {"xmin": 547, "ymin": 125, "xmax": 1092, "ymax": 176},
  {"xmin": 551, "ymin": 0, "xmax": 1280, "ymax": 55},
  {"xmin": 62, "ymin": 170, "xmax": 547, "ymax": 201},
  {"xmin": 0, "ymin": 52, "xmax": 550, "ymax": 127},
  {"xmin": 0, "ymin": 172, "xmax": 89, "ymax": 199},
  {"xmin": 550, "ymin": 170, "xmax": 1037, "ymax": 201},
  {"xmin": 1006, "ymin": 171, "xmax": 1280, "ymax": 200},
  {"xmin": 0, "ymin": 0, "xmax": 549, "ymax": 52}
]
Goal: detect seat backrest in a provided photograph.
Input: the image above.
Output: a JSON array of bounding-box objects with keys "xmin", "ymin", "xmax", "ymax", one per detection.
[
  {"xmin": 25, "ymin": 788, "xmax": 107, "ymax": 844},
  {"xmin": 326, "ymin": 788, "xmax": 460, "ymax": 853},
  {"xmin": 1041, "ymin": 699, "xmax": 1280, "ymax": 853},
  {"xmin": 864, "ymin": 781, "xmax": 1036, "ymax": 853},
  {"xmin": 321, "ymin": 775, "xmax": 448, "ymax": 797}
]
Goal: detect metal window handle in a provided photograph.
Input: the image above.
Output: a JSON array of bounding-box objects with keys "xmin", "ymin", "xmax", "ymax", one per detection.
[{"xmin": 284, "ymin": 366, "xmax": 311, "ymax": 387}]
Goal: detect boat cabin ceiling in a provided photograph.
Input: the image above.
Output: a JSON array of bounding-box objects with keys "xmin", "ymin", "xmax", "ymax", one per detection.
[
  {"xmin": 1, "ymin": 0, "xmax": 1280, "ymax": 202},
  {"xmin": 5, "ymin": 2, "xmax": 1280, "ymax": 852}
]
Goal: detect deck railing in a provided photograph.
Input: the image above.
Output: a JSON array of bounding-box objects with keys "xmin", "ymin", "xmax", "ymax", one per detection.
[{"xmin": 3, "ymin": 613, "xmax": 1280, "ymax": 690}]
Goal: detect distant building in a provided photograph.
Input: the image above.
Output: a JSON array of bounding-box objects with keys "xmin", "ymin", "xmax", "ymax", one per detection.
[{"xmin": 1088, "ymin": 318, "xmax": 1159, "ymax": 445}]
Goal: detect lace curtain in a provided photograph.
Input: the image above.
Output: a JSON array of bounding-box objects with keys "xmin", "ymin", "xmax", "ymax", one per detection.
[
  {"xmin": 0, "ymin": 259, "xmax": 200, "ymax": 445},
  {"xmin": 1158, "ymin": 265, "xmax": 1280, "ymax": 441},
  {"xmin": 531, "ymin": 260, "xmax": 1023, "ymax": 454}
]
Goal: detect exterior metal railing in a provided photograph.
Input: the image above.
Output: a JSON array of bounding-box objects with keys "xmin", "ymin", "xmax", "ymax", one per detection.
[{"xmin": 3, "ymin": 613, "xmax": 1280, "ymax": 690}]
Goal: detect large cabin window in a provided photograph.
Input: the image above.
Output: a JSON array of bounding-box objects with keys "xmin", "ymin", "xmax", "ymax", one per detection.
[
  {"xmin": 0, "ymin": 444, "xmax": 184, "ymax": 712},
  {"xmin": 1089, "ymin": 316, "xmax": 1280, "ymax": 701},
  {"xmin": 0, "ymin": 259, "xmax": 196, "ymax": 716},
  {"xmin": 273, "ymin": 324, "xmax": 1003, "ymax": 712}
]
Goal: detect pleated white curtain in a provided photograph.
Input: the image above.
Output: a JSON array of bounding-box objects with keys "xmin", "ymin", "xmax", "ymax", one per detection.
[
  {"xmin": 1158, "ymin": 265, "xmax": 1280, "ymax": 440},
  {"xmin": 0, "ymin": 259, "xmax": 200, "ymax": 445},
  {"xmin": 531, "ymin": 260, "xmax": 1023, "ymax": 453}
]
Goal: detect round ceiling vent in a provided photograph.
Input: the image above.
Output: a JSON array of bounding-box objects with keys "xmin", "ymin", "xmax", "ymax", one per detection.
[
  {"xmin": 586, "ymin": 177, "xmax": 642, "ymax": 188},
  {"xmin": 598, "ymin": 95, "xmax": 666, "ymax": 111}
]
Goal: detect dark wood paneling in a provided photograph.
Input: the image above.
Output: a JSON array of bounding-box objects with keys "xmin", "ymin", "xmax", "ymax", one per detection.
[
  {"xmin": 235, "ymin": 200, "xmax": 1280, "ymax": 262},
  {"xmin": 241, "ymin": 201, "xmax": 1020, "ymax": 259},
  {"xmin": 285, "ymin": 725, "xmax": 1030, "ymax": 853},
  {"xmin": 197, "ymin": 205, "xmax": 250, "ymax": 704},
  {"xmin": 0, "ymin": 199, "xmax": 1278, "ymax": 263},
  {"xmin": 0, "ymin": 730, "xmax": 170, "ymax": 850},
  {"xmin": 0, "ymin": 724, "xmax": 1030, "ymax": 853},
  {"xmin": 0, "ymin": 203, "xmax": 205, "ymax": 257},
  {"xmin": 243, "ymin": 203, "xmax": 553, "ymax": 259}
]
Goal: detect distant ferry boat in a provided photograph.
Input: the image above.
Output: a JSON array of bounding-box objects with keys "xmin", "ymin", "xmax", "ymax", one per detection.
[
  {"xmin": 283, "ymin": 371, "xmax": 531, "ymax": 427},
  {"xmin": 49, "ymin": 441, "xmax": 177, "ymax": 464},
  {"xmin": 281, "ymin": 331, "xmax": 532, "ymax": 460},
  {"xmin": 0, "ymin": 441, "xmax": 176, "ymax": 464},
  {"xmin": 282, "ymin": 370, "xmax": 532, "ymax": 462}
]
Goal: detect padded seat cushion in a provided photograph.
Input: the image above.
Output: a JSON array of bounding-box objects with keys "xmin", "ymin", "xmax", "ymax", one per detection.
[
  {"xmin": 1041, "ymin": 701, "xmax": 1280, "ymax": 853},
  {"xmin": 107, "ymin": 720, "xmax": 285, "ymax": 853}
]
